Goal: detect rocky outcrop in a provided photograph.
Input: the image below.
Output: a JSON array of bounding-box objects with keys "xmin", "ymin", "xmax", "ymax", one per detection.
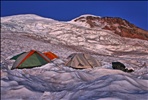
[{"xmin": 72, "ymin": 15, "xmax": 148, "ymax": 40}]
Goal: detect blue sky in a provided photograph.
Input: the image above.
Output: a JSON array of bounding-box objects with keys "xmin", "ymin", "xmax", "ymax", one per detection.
[{"xmin": 1, "ymin": 1, "xmax": 148, "ymax": 30}]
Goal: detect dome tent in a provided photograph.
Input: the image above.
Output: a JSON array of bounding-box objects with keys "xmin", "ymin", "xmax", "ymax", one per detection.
[
  {"xmin": 11, "ymin": 50, "xmax": 51, "ymax": 69},
  {"xmin": 10, "ymin": 52, "xmax": 26, "ymax": 60},
  {"xmin": 10, "ymin": 51, "xmax": 58, "ymax": 60},
  {"xmin": 43, "ymin": 51, "xmax": 58, "ymax": 60},
  {"xmin": 65, "ymin": 53, "xmax": 101, "ymax": 69}
]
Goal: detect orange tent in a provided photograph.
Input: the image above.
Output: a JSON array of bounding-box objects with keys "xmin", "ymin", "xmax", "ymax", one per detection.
[
  {"xmin": 11, "ymin": 50, "xmax": 51, "ymax": 69},
  {"xmin": 43, "ymin": 51, "xmax": 58, "ymax": 60}
]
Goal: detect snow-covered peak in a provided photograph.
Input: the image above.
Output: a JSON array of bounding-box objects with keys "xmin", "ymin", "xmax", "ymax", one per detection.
[
  {"xmin": 69, "ymin": 14, "xmax": 102, "ymax": 29},
  {"xmin": 70, "ymin": 14, "xmax": 101, "ymax": 22},
  {"xmin": 1, "ymin": 14, "xmax": 148, "ymax": 40},
  {"xmin": 1, "ymin": 14, "xmax": 56, "ymax": 23},
  {"xmin": 75, "ymin": 14, "xmax": 101, "ymax": 19},
  {"xmin": 68, "ymin": 14, "xmax": 148, "ymax": 40}
]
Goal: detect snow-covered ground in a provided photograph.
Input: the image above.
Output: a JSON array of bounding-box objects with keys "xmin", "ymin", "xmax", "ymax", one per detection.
[
  {"xmin": 1, "ymin": 32, "xmax": 148, "ymax": 100},
  {"xmin": 2, "ymin": 64, "xmax": 148, "ymax": 100},
  {"xmin": 1, "ymin": 14, "xmax": 148, "ymax": 100}
]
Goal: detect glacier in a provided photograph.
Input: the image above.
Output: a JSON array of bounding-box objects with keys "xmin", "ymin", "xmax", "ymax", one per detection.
[{"xmin": 1, "ymin": 14, "xmax": 148, "ymax": 100}]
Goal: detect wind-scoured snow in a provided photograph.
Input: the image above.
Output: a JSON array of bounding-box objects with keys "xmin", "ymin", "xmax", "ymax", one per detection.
[
  {"xmin": 1, "ymin": 14, "xmax": 148, "ymax": 100},
  {"xmin": 68, "ymin": 14, "xmax": 102, "ymax": 29},
  {"xmin": 1, "ymin": 14, "xmax": 56, "ymax": 23},
  {"xmin": 2, "ymin": 64, "xmax": 148, "ymax": 100}
]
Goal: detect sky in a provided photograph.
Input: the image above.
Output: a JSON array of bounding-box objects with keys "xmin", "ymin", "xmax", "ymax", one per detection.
[{"xmin": 1, "ymin": 1, "xmax": 148, "ymax": 30}]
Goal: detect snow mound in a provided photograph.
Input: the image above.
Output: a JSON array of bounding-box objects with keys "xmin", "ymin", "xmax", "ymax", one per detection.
[{"xmin": 1, "ymin": 62, "xmax": 148, "ymax": 100}]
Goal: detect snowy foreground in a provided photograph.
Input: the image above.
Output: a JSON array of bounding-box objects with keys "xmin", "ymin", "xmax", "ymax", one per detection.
[
  {"xmin": 1, "ymin": 62, "xmax": 148, "ymax": 100},
  {"xmin": 1, "ymin": 33, "xmax": 148, "ymax": 100}
]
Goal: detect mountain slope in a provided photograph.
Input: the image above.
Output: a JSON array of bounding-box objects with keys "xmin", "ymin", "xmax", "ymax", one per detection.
[
  {"xmin": 1, "ymin": 31, "xmax": 148, "ymax": 100},
  {"xmin": 1, "ymin": 14, "xmax": 148, "ymax": 57},
  {"xmin": 70, "ymin": 14, "xmax": 148, "ymax": 40},
  {"xmin": 1, "ymin": 14, "xmax": 148, "ymax": 100}
]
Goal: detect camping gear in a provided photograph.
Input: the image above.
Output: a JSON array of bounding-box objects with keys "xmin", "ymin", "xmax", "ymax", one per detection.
[
  {"xmin": 10, "ymin": 52, "xmax": 26, "ymax": 60},
  {"xmin": 11, "ymin": 50, "xmax": 51, "ymax": 69},
  {"xmin": 43, "ymin": 51, "xmax": 58, "ymax": 60},
  {"xmin": 65, "ymin": 53, "xmax": 101, "ymax": 69},
  {"xmin": 10, "ymin": 51, "xmax": 58, "ymax": 61},
  {"xmin": 112, "ymin": 62, "xmax": 134, "ymax": 72}
]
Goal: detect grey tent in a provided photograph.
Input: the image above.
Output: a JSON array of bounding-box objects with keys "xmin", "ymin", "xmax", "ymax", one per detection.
[{"xmin": 65, "ymin": 53, "xmax": 101, "ymax": 69}]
